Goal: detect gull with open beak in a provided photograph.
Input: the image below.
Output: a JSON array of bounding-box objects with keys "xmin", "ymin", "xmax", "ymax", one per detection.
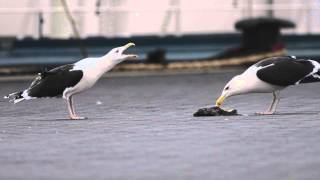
[{"xmin": 5, "ymin": 42, "xmax": 138, "ymax": 120}]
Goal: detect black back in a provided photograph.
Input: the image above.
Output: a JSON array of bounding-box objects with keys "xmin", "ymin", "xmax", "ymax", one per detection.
[
  {"xmin": 255, "ymin": 57, "xmax": 315, "ymax": 86},
  {"xmin": 28, "ymin": 64, "xmax": 83, "ymax": 98}
]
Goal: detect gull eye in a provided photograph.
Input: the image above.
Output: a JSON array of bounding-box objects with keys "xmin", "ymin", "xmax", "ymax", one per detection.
[
  {"xmin": 115, "ymin": 49, "xmax": 119, "ymax": 53},
  {"xmin": 225, "ymin": 86, "xmax": 230, "ymax": 90}
]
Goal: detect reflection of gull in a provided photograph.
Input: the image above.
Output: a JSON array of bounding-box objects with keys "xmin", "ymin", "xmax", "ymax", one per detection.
[
  {"xmin": 5, "ymin": 43, "xmax": 137, "ymax": 120},
  {"xmin": 216, "ymin": 56, "xmax": 320, "ymax": 114}
]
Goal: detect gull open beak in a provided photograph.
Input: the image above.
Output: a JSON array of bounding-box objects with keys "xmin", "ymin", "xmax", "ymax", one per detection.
[
  {"xmin": 123, "ymin": 42, "xmax": 139, "ymax": 59},
  {"xmin": 215, "ymin": 95, "xmax": 226, "ymax": 107}
]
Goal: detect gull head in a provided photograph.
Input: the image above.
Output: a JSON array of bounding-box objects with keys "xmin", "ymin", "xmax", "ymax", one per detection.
[
  {"xmin": 215, "ymin": 75, "xmax": 247, "ymax": 107},
  {"xmin": 107, "ymin": 42, "xmax": 139, "ymax": 63}
]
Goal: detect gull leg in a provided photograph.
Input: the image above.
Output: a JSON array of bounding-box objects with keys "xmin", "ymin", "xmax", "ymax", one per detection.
[
  {"xmin": 69, "ymin": 96, "xmax": 87, "ymax": 119},
  {"xmin": 67, "ymin": 96, "xmax": 87, "ymax": 120},
  {"xmin": 269, "ymin": 91, "xmax": 280, "ymax": 114},
  {"xmin": 66, "ymin": 97, "xmax": 75, "ymax": 119},
  {"xmin": 256, "ymin": 91, "xmax": 280, "ymax": 115},
  {"xmin": 69, "ymin": 96, "xmax": 76, "ymax": 115},
  {"xmin": 267, "ymin": 92, "xmax": 277, "ymax": 112}
]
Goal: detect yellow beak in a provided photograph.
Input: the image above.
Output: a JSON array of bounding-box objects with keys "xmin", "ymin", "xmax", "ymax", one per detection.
[
  {"xmin": 122, "ymin": 42, "xmax": 138, "ymax": 59},
  {"xmin": 215, "ymin": 95, "xmax": 226, "ymax": 107},
  {"xmin": 124, "ymin": 42, "xmax": 135, "ymax": 49}
]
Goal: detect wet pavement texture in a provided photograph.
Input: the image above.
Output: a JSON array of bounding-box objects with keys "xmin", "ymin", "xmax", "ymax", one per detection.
[{"xmin": 0, "ymin": 70, "xmax": 320, "ymax": 180}]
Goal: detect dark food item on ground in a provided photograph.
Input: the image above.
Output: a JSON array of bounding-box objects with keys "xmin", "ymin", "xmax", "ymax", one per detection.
[{"xmin": 193, "ymin": 106, "xmax": 238, "ymax": 117}]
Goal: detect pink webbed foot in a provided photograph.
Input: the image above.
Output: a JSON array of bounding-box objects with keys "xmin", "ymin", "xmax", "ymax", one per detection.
[{"xmin": 69, "ymin": 115, "xmax": 87, "ymax": 120}]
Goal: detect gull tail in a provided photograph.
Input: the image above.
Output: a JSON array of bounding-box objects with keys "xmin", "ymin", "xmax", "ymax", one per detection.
[
  {"xmin": 300, "ymin": 71, "xmax": 320, "ymax": 84},
  {"xmin": 299, "ymin": 60, "xmax": 320, "ymax": 84},
  {"xmin": 4, "ymin": 91, "xmax": 25, "ymax": 104}
]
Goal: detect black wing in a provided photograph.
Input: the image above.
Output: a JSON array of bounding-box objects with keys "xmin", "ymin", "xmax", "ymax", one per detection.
[
  {"xmin": 28, "ymin": 64, "xmax": 83, "ymax": 98},
  {"xmin": 256, "ymin": 57, "xmax": 314, "ymax": 86}
]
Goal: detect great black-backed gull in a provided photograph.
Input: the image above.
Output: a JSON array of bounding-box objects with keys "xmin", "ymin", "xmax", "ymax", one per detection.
[
  {"xmin": 4, "ymin": 42, "xmax": 138, "ymax": 120},
  {"xmin": 215, "ymin": 56, "xmax": 320, "ymax": 114}
]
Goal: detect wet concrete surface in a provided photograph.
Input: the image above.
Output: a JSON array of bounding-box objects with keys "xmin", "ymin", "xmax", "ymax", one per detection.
[{"xmin": 0, "ymin": 70, "xmax": 320, "ymax": 180}]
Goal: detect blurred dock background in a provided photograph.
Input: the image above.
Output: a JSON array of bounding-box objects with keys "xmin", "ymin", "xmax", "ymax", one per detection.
[{"xmin": 0, "ymin": 0, "xmax": 320, "ymax": 74}]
